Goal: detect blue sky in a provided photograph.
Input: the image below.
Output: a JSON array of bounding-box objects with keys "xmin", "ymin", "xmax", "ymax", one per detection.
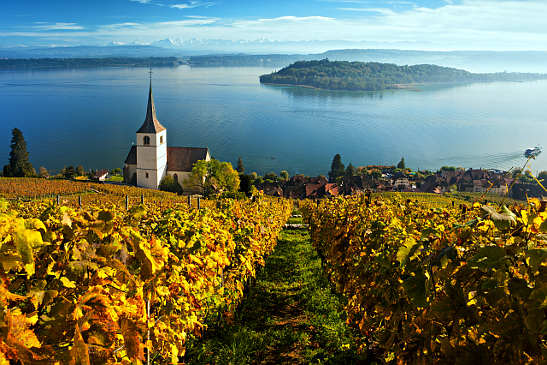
[{"xmin": 2, "ymin": 0, "xmax": 547, "ymax": 52}]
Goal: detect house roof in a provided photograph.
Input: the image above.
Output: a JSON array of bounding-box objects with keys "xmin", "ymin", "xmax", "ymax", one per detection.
[
  {"xmin": 136, "ymin": 82, "xmax": 166, "ymax": 134},
  {"xmin": 124, "ymin": 145, "xmax": 209, "ymax": 172},
  {"xmin": 94, "ymin": 169, "xmax": 109, "ymax": 178}
]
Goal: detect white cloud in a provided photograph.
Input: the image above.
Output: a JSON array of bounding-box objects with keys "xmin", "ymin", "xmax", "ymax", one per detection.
[
  {"xmin": 32, "ymin": 22, "xmax": 84, "ymax": 31},
  {"xmin": 5, "ymin": 1, "xmax": 547, "ymax": 51},
  {"xmin": 170, "ymin": 1, "xmax": 215, "ymax": 9},
  {"xmin": 130, "ymin": 0, "xmax": 152, "ymax": 3}
]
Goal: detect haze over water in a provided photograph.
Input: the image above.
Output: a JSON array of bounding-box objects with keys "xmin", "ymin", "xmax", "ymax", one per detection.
[{"xmin": 1, "ymin": 66, "xmax": 546, "ymax": 176}]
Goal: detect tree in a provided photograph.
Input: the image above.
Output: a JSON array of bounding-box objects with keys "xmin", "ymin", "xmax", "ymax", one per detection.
[
  {"xmin": 76, "ymin": 165, "xmax": 85, "ymax": 177},
  {"xmin": 397, "ymin": 157, "xmax": 406, "ymax": 169},
  {"xmin": 111, "ymin": 167, "xmax": 122, "ymax": 175},
  {"xmin": 159, "ymin": 175, "xmax": 183, "ymax": 194},
  {"xmin": 38, "ymin": 166, "xmax": 49, "ymax": 178},
  {"xmin": 264, "ymin": 172, "xmax": 278, "ymax": 182},
  {"xmin": 63, "ymin": 166, "xmax": 76, "ymax": 179},
  {"xmin": 329, "ymin": 154, "xmax": 345, "ymax": 182},
  {"xmin": 239, "ymin": 174, "xmax": 255, "ymax": 196},
  {"xmin": 3, "ymin": 128, "xmax": 35, "ymax": 177},
  {"xmin": 236, "ymin": 157, "xmax": 245, "ymax": 174},
  {"xmin": 280, "ymin": 170, "xmax": 289, "ymax": 182},
  {"xmin": 345, "ymin": 163, "xmax": 356, "ymax": 178},
  {"xmin": 188, "ymin": 159, "xmax": 240, "ymax": 196}
]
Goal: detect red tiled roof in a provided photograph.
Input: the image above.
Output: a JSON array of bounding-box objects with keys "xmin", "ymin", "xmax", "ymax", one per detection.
[{"xmin": 167, "ymin": 147, "xmax": 209, "ymax": 172}]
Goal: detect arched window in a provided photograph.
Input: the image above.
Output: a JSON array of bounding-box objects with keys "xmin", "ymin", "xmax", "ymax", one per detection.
[
  {"xmin": 174, "ymin": 174, "xmax": 178, "ymax": 183},
  {"xmin": 144, "ymin": 136, "xmax": 150, "ymax": 145},
  {"xmin": 160, "ymin": 136, "xmax": 164, "ymax": 144},
  {"xmin": 145, "ymin": 172, "xmax": 149, "ymax": 179}
]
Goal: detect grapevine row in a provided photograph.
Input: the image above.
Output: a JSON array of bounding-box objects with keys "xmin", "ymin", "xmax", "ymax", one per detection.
[
  {"xmin": 0, "ymin": 192, "xmax": 292, "ymax": 363},
  {"xmin": 302, "ymin": 194, "xmax": 546, "ymax": 364}
]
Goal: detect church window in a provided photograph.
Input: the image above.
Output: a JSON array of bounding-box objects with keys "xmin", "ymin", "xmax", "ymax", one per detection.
[
  {"xmin": 144, "ymin": 136, "xmax": 150, "ymax": 145},
  {"xmin": 145, "ymin": 172, "xmax": 149, "ymax": 178},
  {"xmin": 160, "ymin": 136, "xmax": 164, "ymax": 144},
  {"xmin": 174, "ymin": 174, "xmax": 178, "ymax": 183}
]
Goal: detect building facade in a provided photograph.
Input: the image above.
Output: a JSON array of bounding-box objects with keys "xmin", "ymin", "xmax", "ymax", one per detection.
[{"xmin": 124, "ymin": 82, "xmax": 210, "ymax": 191}]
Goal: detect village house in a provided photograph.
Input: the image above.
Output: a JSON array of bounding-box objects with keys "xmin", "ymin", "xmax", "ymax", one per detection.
[
  {"xmin": 124, "ymin": 80, "xmax": 210, "ymax": 191},
  {"xmin": 93, "ymin": 169, "xmax": 109, "ymax": 182}
]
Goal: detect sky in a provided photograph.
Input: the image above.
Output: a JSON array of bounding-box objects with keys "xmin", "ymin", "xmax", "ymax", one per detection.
[{"xmin": 2, "ymin": 0, "xmax": 547, "ymax": 52}]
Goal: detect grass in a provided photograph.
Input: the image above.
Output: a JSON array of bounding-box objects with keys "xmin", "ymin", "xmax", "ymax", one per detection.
[
  {"xmin": 185, "ymin": 215, "xmax": 364, "ymax": 364},
  {"xmin": 106, "ymin": 175, "xmax": 124, "ymax": 182}
]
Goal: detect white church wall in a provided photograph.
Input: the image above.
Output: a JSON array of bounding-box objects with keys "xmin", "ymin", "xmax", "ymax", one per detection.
[
  {"xmin": 123, "ymin": 164, "xmax": 137, "ymax": 184},
  {"xmin": 136, "ymin": 130, "xmax": 167, "ymax": 188}
]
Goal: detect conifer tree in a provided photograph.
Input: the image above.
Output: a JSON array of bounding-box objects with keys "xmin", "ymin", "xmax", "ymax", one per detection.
[
  {"xmin": 345, "ymin": 163, "xmax": 356, "ymax": 178},
  {"xmin": 329, "ymin": 154, "xmax": 345, "ymax": 182},
  {"xmin": 3, "ymin": 128, "xmax": 34, "ymax": 177},
  {"xmin": 397, "ymin": 157, "xmax": 406, "ymax": 169},
  {"xmin": 236, "ymin": 157, "xmax": 245, "ymax": 174}
]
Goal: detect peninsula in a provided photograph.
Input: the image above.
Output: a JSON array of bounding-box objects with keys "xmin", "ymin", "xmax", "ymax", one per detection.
[{"xmin": 259, "ymin": 59, "xmax": 547, "ymax": 91}]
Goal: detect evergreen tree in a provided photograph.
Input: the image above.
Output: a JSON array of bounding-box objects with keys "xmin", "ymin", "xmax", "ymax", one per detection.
[
  {"xmin": 3, "ymin": 128, "xmax": 34, "ymax": 177},
  {"xmin": 345, "ymin": 163, "xmax": 356, "ymax": 178},
  {"xmin": 236, "ymin": 157, "xmax": 245, "ymax": 174},
  {"xmin": 76, "ymin": 165, "xmax": 85, "ymax": 177},
  {"xmin": 329, "ymin": 154, "xmax": 345, "ymax": 182},
  {"xmin": 397, "ymin": 157, "xmax": 406, "ymax": 169}
]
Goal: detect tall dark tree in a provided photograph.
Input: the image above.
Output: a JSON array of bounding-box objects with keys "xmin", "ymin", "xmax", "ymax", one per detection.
[
  {"xmin": 397, "ymin": 157, "xmax": 406, "ymax": 169},
  {"xmin": 236, "ymin": 157, "xmax": 245, "ymax": 174},
  {"xmin": 329, "ymin": 154, "xmax": 345, "ymax": 182},
  {"xmin": 345, "ymin": 163, "xmax": 356, "ymax": 178},
  {"xmin": 3, "ymin": 128, "xmax": 34, "ymax": 177}
]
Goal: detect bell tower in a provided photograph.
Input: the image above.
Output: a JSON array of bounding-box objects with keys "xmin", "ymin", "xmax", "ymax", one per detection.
[{"xmin": 135, "ymin": 70, "xmax": 167, "ymax": 189}]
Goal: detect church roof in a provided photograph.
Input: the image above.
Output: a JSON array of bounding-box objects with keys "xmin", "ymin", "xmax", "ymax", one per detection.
[
  {"xmin": 124, "ymin": 145, "xmax": 209, "ymax": 172},
  {"xmin": 125, "ymin": 146, "xmax": 137, "ymax": 165},
  {"xmin": 167, "ymin": 147, "xmax": 209, "ymax": 172},
  {"xmin": 136, "ymin": 82, "xmax": 166, "ymax": 134}
]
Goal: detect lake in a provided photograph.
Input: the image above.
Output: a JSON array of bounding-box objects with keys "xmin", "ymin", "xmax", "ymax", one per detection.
[{"xmin": 1, "ymin": 66, "xmax": 546, "ymax": 176}]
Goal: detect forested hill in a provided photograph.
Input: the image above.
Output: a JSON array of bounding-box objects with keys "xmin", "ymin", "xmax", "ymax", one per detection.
[{"xmin": 259, "ymin": 59, "xmax": 547, "ymax": 91}]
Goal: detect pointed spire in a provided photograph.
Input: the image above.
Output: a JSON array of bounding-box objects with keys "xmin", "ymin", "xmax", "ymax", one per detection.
[{"xmin": 137, "ymin": 68, "xmax": 166, "ymax": 134}]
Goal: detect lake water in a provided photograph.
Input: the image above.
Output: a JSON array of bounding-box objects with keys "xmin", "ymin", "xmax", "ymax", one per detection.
[{"xmin": 1, "ymin": 66, "xmax": 546, "ymax": 176}]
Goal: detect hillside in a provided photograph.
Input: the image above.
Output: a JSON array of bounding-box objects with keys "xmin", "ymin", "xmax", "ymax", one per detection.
[{"xmin": 259, "ymin": 59, "xmax": 547, "ymax": 91}]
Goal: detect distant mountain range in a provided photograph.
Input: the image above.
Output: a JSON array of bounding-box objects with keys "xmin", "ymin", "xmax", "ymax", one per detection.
[{"xmin": 2, "ymin": 46, "xmax": 547, "ymax": 73}]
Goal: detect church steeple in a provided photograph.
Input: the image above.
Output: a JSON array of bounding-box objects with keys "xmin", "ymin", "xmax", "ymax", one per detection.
[{"xmin": 136, "ymin": 72, "xmax": 166, "ymax": 134}]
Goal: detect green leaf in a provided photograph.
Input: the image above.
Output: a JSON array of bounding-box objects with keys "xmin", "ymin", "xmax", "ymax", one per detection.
[
  {"xmin": 98, "ymin": 210, "xmax": 114, "ymax": 222},
  {"xmin": 402, "ymin": 270, "xmax": 428, "ymax": 307},
  {"xmin": 470, "ymin": 246, "xmax": 507, "ymax": 270},
  {"xmin": 396, "ymin": 237, "xmax": 419, "ymax": 267},
  {"xmin": 526, "ymin": 248, "xmax": 547, "ymax": 273}
]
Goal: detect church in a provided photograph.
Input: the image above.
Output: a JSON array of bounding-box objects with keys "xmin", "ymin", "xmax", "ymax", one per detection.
[{"xmin": 123, "ymin": 80, "xmax": 210, "ymax": 191}]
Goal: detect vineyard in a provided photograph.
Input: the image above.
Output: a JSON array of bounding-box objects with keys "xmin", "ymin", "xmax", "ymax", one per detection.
[
  {"xmin": 0, "ymin": 177, "xmax": 207, "ymax": 211},
  {"xmin": 302, "ymin": 194, "xmax": 546, "ymax": 363},
  {"xmin": 0, "ymin": 191, "xmax": 292, "ymax": 363},
  {"xmin": 1, "ymin": 174, "xmax": 545, "ymax": 364}
]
